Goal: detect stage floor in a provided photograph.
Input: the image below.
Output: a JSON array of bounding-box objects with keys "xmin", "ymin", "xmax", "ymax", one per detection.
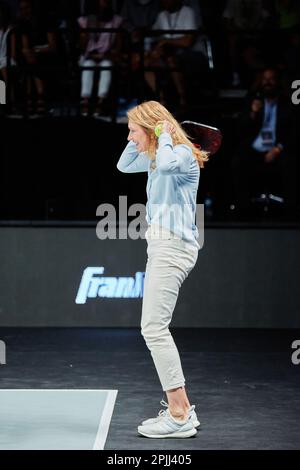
[{"xmin": 0, "ymin": 327, "xmax": 299, "ymax": 450}]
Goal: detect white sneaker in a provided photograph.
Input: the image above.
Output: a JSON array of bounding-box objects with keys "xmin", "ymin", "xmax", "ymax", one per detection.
[
  {"xmin": 141, "ymin": 399, "xmax": 201, "ymax": 428},
  {"xmin": 138, "ymin": 408, "xmax": 197, "ymax": 439}
]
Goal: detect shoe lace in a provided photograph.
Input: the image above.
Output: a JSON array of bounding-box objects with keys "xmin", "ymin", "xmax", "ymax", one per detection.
[
  {"xmin": 157, "ymin": 399, "xmax": 168, "ymax": 418},
  {"xmin": 160, "ymin": 399, "xmax": 168, "ymax": 408}
]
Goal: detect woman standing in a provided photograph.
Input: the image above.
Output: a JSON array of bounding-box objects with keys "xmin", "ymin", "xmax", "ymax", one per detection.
[{"xmin": 117, "ymin": 100, "xmax": 208, "ymax": 438}]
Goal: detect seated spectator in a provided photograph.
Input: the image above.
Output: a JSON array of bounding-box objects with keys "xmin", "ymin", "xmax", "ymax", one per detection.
[
  {"xmin": 0, "ymin": 0, "xmax": 17, "ymax": 110},
  {"xmin": 121, "ymin": 0, "xmax": 159, "ymax": 59},
  {"xmin": 119, "ymin": 0, "xmax": 160, "ymax": 103},
  {"xmin": 0, "ymin": 0, "xmax": 16, "ymax": 79},
  {"xmin": 223, "ymin": 0, "xmax": 272, "ymax": 87},
  {"xmin": 231, "ymin": 68, "xmax": 296, "ymax": 216},
  {"xmin": 78, "ymin": 0, "xmax": 123, "ymax": 117},
  {"xmin": 17, "ymin": 0, "xmax": 58, "ymax": 115},
  {"xmin": 144, "ymin": 0, "xmax": 205, "ymax": 110},
  {"xmin": 121, "ymin": 0, "xmax": 160, "ymax": 33}
]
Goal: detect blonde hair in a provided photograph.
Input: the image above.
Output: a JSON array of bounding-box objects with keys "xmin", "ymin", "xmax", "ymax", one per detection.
[{"xmin": 127, "ymin": 100, "xmax": 209, "ymax": 168}]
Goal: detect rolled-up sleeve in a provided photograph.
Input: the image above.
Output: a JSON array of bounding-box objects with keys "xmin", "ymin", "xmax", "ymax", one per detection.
[
  {"xmin": 117, "ymin": 141, "xmax": 149, "ymax": 173},
  {"xmin": 156, "ymin": 132, "xmax": 192, "ymax": 175}
]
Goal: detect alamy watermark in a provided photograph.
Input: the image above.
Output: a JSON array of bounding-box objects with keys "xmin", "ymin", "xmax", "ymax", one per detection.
[
  {"xmin": 0, "ymin": 80, "xmax": 5, "ymax": 105},
  {"xmin": 291, "ymin": 80, "xmax": 300, "ymax": 105},
  {"xmin": 0, "ymin": 340, "xmax": 6, "ymax": 365},
  {"xmin": 291, "ymin": 340, "xmax": 300, "ymax": 365},
  {"xmin": 95, "ymin": 196, "xmax": 205, "ymax": 248}
]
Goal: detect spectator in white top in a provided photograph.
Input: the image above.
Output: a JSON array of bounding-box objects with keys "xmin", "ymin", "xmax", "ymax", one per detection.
[
  {"xmin": 144, "ymin": 0, "xmax": 202, "ymax": 109},
  {"xmin": 0, "ymin": 0, "xmax": 17, "ymax": 111},
  {"xmin": 0, "ymin": 0, "xmax": 16, "ymax": 81}
]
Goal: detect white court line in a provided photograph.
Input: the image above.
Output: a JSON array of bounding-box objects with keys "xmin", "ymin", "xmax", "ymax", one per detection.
[
  {"xmin": 0, "ymin": 389, "xmax": 117, "ymax": 392},
  {"xmin": 93, "ymin": 389, "xmax": 118, "ymax": 450},
  {"xmin": 0, "ymin": 389, "xmax": 118, "ymax": 450}
]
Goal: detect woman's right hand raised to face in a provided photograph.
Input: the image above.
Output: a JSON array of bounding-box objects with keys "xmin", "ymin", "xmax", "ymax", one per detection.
[{"xmin": 161, "ymin": 120, "xmax": 176, "ymax": 135}]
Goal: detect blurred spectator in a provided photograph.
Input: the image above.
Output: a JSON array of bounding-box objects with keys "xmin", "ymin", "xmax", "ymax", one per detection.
[
  {"xmin": 0, "ymin": 0, "xmax": 16, "ymax": 80},
  {"xmin": 231, "ymin": 68, "xmax": 296, "ymax": 215},
  {"xmin": 0, "ymin": 0, "xmax": 17, "ymax": 110},
  {"xmin": 119, "ymin": 0, "xmax": 159, "ymax": 103},
  {"xmin": 17, "ymin": 0, "xmax": 58, "ymax": 115},
  {"xmin": 121, "ymin": 0, "xmax": 160, "ymax": 31},
  {"xmin": 78, "ymin": 0, "xmax": 123, "ymax": 117},
  {"xmin": 144, "ymin": 0, "xmax": 205, "ymax": 109},
  {"xmin": 223, "ymin": 0, "xmax": 272, "ymax": 87}
]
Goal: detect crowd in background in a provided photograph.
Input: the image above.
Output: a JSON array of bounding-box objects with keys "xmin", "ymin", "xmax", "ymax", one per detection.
[
  {"xmin": 0, "ymin": 0, "xmax": 299, "ymax": 220},
  {"xmin": 1, "ymin": 0, "xmax": 299, "ymax": 112}
]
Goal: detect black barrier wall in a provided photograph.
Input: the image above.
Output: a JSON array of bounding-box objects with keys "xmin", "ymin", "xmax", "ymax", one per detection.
[{"xmin": 0, "ymin": 227, "xmax": 299, "ymax": 328}]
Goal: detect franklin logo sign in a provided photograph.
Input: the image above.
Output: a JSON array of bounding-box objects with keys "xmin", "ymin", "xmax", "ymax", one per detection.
[
  {"xmin": 0, "ymin": 80, "xmax": 5, "ymax": 105},
  {"xmin": 75, "ymin": 267, "xmax": 145, "ymax": 304}
]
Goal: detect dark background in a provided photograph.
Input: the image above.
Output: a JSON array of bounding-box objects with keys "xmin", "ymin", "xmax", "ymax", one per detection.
[{"xmin": 0, "ymin": 226, "xmax": 299, "ymax": 327}]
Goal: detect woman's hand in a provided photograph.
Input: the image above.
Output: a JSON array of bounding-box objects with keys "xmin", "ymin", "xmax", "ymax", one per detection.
[{"xmin": 161, "ymin": 120, "xmax": 175, "ymax": 134}]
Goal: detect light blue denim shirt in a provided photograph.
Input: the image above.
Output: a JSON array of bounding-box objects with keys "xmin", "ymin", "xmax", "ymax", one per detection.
[{"xmin": 117, "ymin": 132, "xmax": 200, "ymax": 249}]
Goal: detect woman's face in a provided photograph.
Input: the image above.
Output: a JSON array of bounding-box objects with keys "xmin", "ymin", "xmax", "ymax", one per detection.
[{"xmin": 127, "ymin": 121, "xmax": 151, "ymax": 153}]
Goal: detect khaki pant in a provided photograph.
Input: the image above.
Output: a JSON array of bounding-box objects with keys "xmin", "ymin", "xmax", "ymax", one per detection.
[{"xmin": 141, "ymin": 237, "xmax": 199, "ymax": 391}]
